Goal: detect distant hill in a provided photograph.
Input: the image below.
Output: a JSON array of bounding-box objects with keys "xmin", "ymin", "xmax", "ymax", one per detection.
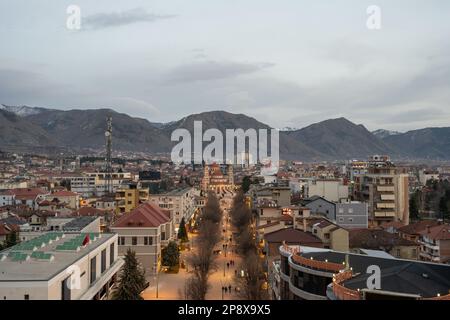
[
  {"xmin": 382, "ymin": 127, "xmax": 450, "ymax": 160},
  {"xmin": 0, "ymin": 109, "xmax": 58, "ymax": 149},
  {"xmin": 1, "ymin": 105, "xmax": 449, "ymax": 160},
  {"xmin": 25, "ymin": 108, "xmax": 171, "ymax": 153},
  {"xmin": 285, "ymin": 118, "xmax": 397, "ymax": 159}
]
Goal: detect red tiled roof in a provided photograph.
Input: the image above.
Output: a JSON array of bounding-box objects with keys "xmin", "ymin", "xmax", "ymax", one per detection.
[
  {"xmin": 349, "ymin": 228, "xmax": 417, "ymax": 248},
  {"xmin": 51, "ymin": 190, "xmax": 78, "ymax": 197},
  {"xmin": 398, "ymin": 220, "xmax": 440, "ymax": 235},
  {"xmin": 11, "ymin": 188, "xmax": 47, "ymax": 200},
  {"xmin": 264, "ymin": 228, "xmax": 323, "ymax": 245},
  {"xmin": 72, "ymin": 207, "xmax": 107, "ymax": 217},
  {"xmin": 419, "ymin": 224, "xmax": 450, "ymax": 240},
  {"xmin": 112, "ymin": 202, "xmax": 171, "ymax": 228},
  {"xmin": 380, "ymin": 221, "xmax": 405, "ymax": 230}
]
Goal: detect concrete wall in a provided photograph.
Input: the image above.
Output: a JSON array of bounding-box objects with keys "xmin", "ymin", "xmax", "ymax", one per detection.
[
  {"xmin": 335, "ymin": 202, "xmax": 368, "ymax": 229},
  {"xmin": 305, "ymin": 198, "xmax": 335, "ymax": 221}
]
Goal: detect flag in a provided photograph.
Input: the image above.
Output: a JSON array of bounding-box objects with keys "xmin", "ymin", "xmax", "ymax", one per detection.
[{"xmin": 82, "ymin": 234, "xmax": 90, "ymax": 246}]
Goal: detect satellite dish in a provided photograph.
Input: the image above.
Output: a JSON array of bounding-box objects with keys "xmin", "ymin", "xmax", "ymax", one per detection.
[{"xmin": 105, "ymin": 131, "xmax": 110, "ymax": 137}]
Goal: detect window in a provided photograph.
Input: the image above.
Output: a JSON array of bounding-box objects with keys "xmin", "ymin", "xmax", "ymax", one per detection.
[
  {"xmin": 144, "ymin": 237, "xmax": 153, "ymax": 246},
  {"xmin": 90, "ymin": 256, "xmax": 97, "ymax": 284},
  {"xmin": 338, "ymin": 217, "xmax": 344, "ymax": 222},
  {"xmin": 349, "ymin": 218, "xmax": 353, "ymax": 222},
  {"xmin": 101, "ymin": 249, "xmax": 106, "ymax": 274},
  {"xmin": 161, "ymin": 232, "xmax": 166, "ymax": 241},
  {"xmin": 110, "ymin": 243, "xmax": 115, "ymax": 265},
  {"xmin": 338, "ymin": 208, "xmax": 344, "ymax": 214},
  {"xmin": 132, "ymin": 237, "xmax": 137, "ymax": 245},
  {"xmin": 118, "ymin": 237, "xmax": 125, "ymax": 245},
  {"xmin": 396, "ymin": 249, "xmax": 401, "ymax": 257},
  {"xmin": 61, "ymin": 276, "xmax": 71, "ymax": 300},
  {"xmin": 24, "ymin": 294, "xmax": 29, "ymax": 300},
  {"xmin": 348, "ymin": 208, "xmax": 354, "ymax": 214}
]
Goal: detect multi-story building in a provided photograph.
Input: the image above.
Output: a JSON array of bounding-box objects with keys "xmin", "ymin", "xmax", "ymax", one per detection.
[
  {"xmin": 0, "ymin": 190, "xmax": 15, "ymax": 207},
  {"xmin": 45, "ymin": 190, "xmax": 80, "ymax": 210},
  {"xmin": 149, "ymin": 187, "xmax": 196, "ymax": 228},
  {"xmin": 10, "ymin": 188, "xmax": 49, "ymax": 209},
  {"xmin": 110, "ymin": 202, "xmax": 174, "ymax": 274},
  {"xmin": 306, "ymin": 179, "xmax": 349, "ymax": 203},
  {"xmin": 418, "ymin": 223, "xmax": 450, "ymax": 263},
  {"xmin": 115, "ymin": 182, "xmax": 149, "ymax": 214},
  {"xmin": 69, "ymin": 172, "xmax": 132, "ymax": 197},
  {"xmin": 275, "ymin": 245, "xmax": 450, "ymax": 300},
  {"xmin": 303, "ymin": 196, "xmax": 368, "ymax": 229},
  {"xmin": 353, "ymin": 156, "xmax": 409, "ymax": 227},
  {"xmin": 0, "ymin": 232, "xmax": 123, "ymax": 300}
]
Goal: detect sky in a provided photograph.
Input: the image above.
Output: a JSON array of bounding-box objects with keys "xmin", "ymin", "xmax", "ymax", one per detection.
[{"xmin": 0, "ymin": 0, "xmax": 450, "ymax": 132}]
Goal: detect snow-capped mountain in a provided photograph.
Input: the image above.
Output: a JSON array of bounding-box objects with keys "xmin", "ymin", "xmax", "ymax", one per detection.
[{"xmin": 0, "ymin": 105, "xmax": 49, "ymax": 117}]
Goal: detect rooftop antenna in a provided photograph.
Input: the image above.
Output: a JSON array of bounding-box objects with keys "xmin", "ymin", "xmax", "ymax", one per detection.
[{"xmin": 105, "ymin": 117, "xmax": 113, "ymax": 194}]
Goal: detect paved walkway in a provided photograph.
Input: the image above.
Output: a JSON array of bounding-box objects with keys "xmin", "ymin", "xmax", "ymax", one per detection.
[{"xmin": 142, "ymin": 191, "xmax": 241, "ymax": 300}]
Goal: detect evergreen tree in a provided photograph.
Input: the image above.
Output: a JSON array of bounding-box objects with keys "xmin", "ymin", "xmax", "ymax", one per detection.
[
  {"xmin": 178, "ymin": 217, "xmax": 189, "ymax": 242},
  {"xmin": 409, "ymin": 191, "xmax": 420, "ymax": 221},
  {"xmin": 5, "ymin": 231, "xmax": 17, "ymax": 248},
  {"xmin": 241, "ymin": 176, "xmax": 251, "ymax": 193},
  {"xmin": 162, "ymin": 241, "xmax": 180, "ymax": 268},
  {"xmin": 111, "ymin": 249, "xmax": 146, "ymax": 300},
  {"xmin": 439, "ymin": 196, "xmax": 449, "ymax": 221}
]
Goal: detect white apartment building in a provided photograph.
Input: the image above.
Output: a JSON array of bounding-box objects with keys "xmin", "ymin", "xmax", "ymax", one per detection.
[
  {"xmin": 0, "ymin": 232, "xmax": 123, "ymax": 300},
  {"xmin": 148, "ymin": 187, "xmax": 196, "ymax": 228},
  {"xmin": 68, "ymin": 172, "xmax": 132, "ymax": 197}
]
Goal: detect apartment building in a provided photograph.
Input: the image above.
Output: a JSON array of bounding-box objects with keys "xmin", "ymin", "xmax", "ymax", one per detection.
[
  {"xmin": 148, "ymin": 187, "xmax": 196, "ymax": 228},
  {"xmin": 115, "ymin": 182, "xmax": 149, "ymax": 214},
  {"xmin": 110, "ymin": 202, "xmax": 174, "ymax": 274},
  {"xmin": 418, "ymin": 223, "xmax": 450, "ymax": 263},
  {"xmin": 69, "ymin": 172, "xmax": 132, "ymax": 197},
  {"xmin": 353, "ymin": 156, "xmax": 409, "ymax": 227},
  {"xmin": 0, "ymin": 232, "xmax": 123, "ymax": 300},
  {"xmin": 306, "ymin": 179, "xmax": 349, "ymax": 202},
  {"xmin": 45, "ymin": 190, "xmax": 80, "ymax": 210}
]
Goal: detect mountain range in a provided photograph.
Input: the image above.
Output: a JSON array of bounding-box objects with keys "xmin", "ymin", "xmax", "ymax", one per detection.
[{"xmin": 1, "ymin": 104, "xmax": 449, "ymax": 161}]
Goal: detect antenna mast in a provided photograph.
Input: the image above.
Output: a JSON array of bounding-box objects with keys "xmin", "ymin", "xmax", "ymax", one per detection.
[{"xmin": 105, "ymin": 117, "xmax": 113, "ymax": 194}]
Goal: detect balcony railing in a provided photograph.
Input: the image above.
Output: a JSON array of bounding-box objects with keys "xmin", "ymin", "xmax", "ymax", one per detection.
[
  {"xmin": 332, "ymin": 270, "xmax": 361, "ymax": 300},
  {"xmin": 291, "ymin": 255, "xmax": 343, "ymax": 273}
]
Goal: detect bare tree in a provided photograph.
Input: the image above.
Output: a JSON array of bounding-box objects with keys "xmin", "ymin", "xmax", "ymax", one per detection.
[
  {"xmin": 202, "ymin": 191, "xmax": 222, "ymax": 224},
  {"xmin": 234, "ymin": 251, "xmax": 269, "ymax": 300}
]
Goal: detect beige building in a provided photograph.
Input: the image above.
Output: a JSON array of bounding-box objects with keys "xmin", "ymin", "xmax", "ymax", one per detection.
[
  {"xmin": 306, "ymin": 179, "xmax": 349, "ymax": 202},
  {"xmin": 0, "ymin": 232, "xmax": 123, "ymax": 300},
  {"xmin": 354, "ymin": 156, "xmax": 409, "ymax": 226},
  {"xmin": 110, "ymin": 202, "xmax": 174, "ymax": 274},
  {"xmin": 115, "ymin": 183, "xmax": 149, "ymax": 214},
  {"xmin": 45, "ymin": 190, "xmax": 80, "ymax": 210},
  {"xmin": 311, "ymin": 220, "xmax": 349, "ymax": 252}
]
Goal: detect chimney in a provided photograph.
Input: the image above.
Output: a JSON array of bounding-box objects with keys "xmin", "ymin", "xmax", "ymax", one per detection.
[
  {"xmin": 345, "ymin": 254, "xmax": 350, "ymax": 271},
  {"xmin": 427, "ymin": 225, "xmax": 431, "ymax": 234}
]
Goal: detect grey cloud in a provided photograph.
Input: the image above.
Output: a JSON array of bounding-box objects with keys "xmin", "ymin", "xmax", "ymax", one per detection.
[
  {"xmin": 84, "ymin": 8, "xmax": 176, "ymax": 30},
  {"xmin": 162, "ymin": 61, "xmax": 275, "ymax": 84}
]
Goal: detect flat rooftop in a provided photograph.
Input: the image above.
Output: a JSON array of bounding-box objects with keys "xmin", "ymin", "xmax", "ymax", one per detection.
[{"xmin": 0, "ymin": 232, "xmax": 116, "ymax": 281}]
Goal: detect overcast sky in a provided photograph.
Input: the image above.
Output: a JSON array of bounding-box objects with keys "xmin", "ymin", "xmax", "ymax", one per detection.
[{"xmin": 1, "ymin": 0, "xmax": 449, "ymax": 132}]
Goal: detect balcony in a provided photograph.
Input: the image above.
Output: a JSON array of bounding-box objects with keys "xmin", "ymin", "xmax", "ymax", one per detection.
[
  {"xmin": 374, "ymin": 211, "xmax": 396, "ymax": 218},
  {"xmin": 377, "ymin": 186, "xmax": 395, "ymax": 192}
]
